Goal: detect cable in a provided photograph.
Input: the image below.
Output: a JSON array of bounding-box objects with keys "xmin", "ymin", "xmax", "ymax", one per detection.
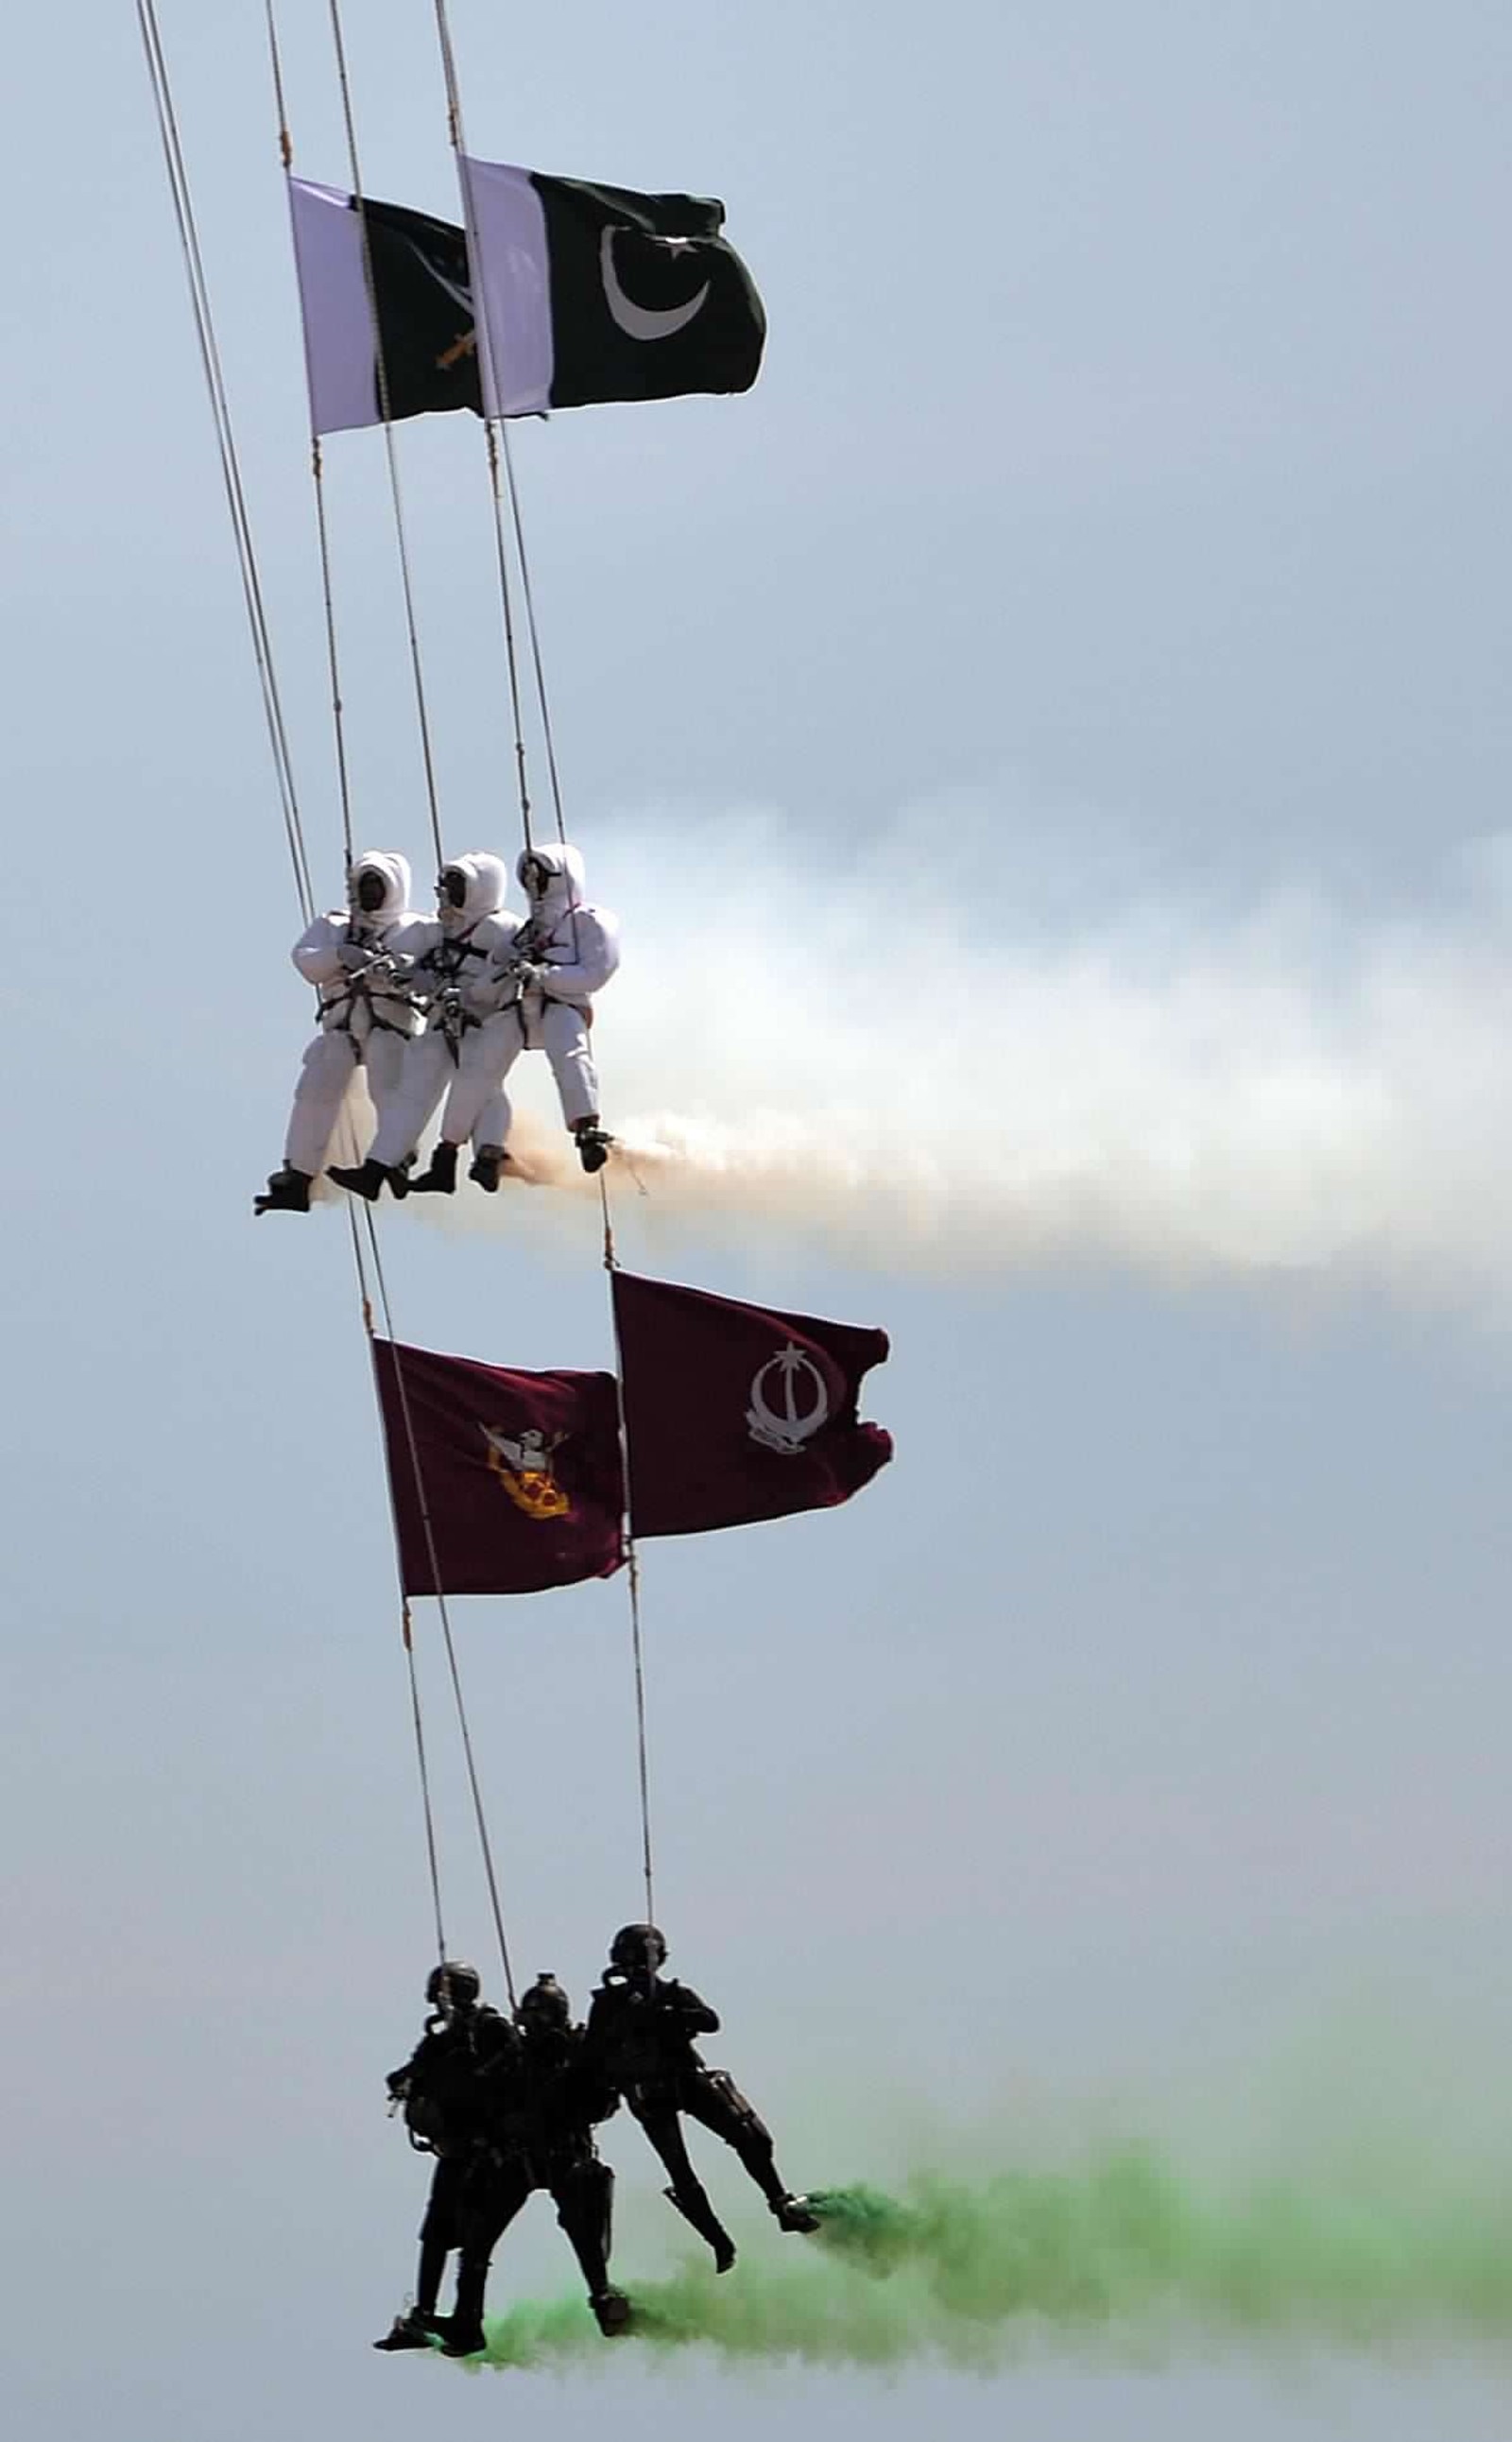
[
  {"xmin": 135, "ymin": 0, "xmax": 315, "ymax": 921},
  {"xmin": 347, "ymin": 1199, "xmax": 447, "ymax": 1961},
  {"xmin": 327, "ymin": 0, "xmax": 447, "ymax": 874},
  {"xmin": 431, "ymin": 0, "xmax": 540, "ymax": 856},
  {"xmin": 360, "ymin": 1209, "xmax": 520, "ymax": 2008},
  {"xmin": 316, "ymin": 0, "xmax": 520, "ymax": 2004},
  {"xmin": 600, "ymin": 1178, "xmax": 656, "ymax": 1925},
  {"xmin": 496, "ymin": 424, "xmax": 569, "ymax": 847},
  {"xmin": 309, "ymin": 441, "xmax": 356, "ymax": 871},
  {"xmin": 149, "ymin": 0, "xmax": 515, "ymax": 1983},
  {"xmin": 262, "ymin": 7, "xmax": 354, "ymax": 871},
  {"xmin": 434, "ymin": 8, "xmax": 645, "ymax": 1907}
]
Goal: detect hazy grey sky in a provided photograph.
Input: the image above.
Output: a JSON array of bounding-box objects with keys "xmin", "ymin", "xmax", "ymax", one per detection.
[{"xmin": 5, "ymin": 3, "xmax": 1510, "ymax": 2435}]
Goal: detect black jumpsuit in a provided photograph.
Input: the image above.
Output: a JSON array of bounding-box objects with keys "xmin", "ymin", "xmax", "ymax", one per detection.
[
  {"xmin": 387, "ymin": 2004, "xmax": 511, "ymax": 2318},
  {"xmin": 583, "ymin": 1973, "xmax": 793, "ymax": 2264},
  {"xmin": 448, "ymin": 2022, "xmax": 620, "ymax": 2340}
]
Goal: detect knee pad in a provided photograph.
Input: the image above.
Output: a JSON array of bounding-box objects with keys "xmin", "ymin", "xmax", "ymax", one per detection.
[{"xmin": 700, "ymin": 2067, "xmax": 770, "ymax": 2142}]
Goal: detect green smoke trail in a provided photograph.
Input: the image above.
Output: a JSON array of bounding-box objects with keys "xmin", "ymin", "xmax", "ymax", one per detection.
[{"xmin": 450, "ymin": 2149, "xmax": 1512, "ymax": 2375}]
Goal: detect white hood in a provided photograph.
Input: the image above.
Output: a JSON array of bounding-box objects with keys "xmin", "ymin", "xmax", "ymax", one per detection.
[
  {"xmin": 518, "ymin": 841, "xmax": 587, "ymax": 921},
  {"xmin": 348, "ymin": 850, "xmax": 412, "ymax": 921},
  {"xmin": 439, "ymin": 850, "xmax": 510, "ymax": 931}
]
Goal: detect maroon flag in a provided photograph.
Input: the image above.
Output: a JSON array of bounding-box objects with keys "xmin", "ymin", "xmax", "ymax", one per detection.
[
  {"xmin": 610, "ymin": 1271, "xmax": 892, "ymax": 1538},
  {"xmin": 372, "ymin": 1339, "xmax": 625, "ymax": 1596}
]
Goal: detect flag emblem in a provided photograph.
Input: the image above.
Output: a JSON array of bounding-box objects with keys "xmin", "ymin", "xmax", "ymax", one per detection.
[
  {"xmin": 746, "ymin": 1345, "xmax": 832, "ymax": 1454},
  {"xmin": 481, "ymin": 1423, "xmax": 572, "ymax": 1522},
  {"xmin": 599, "ymin": 226, "xmax": 711, "ymax": 341}
]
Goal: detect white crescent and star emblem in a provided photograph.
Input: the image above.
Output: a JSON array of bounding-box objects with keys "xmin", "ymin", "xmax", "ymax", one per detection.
[{"xmin": 599, "ymin": 226, "xmax": 711, "ymax": 343}]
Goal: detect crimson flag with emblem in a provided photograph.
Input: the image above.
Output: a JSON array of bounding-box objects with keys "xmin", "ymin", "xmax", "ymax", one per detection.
[
  {"xmin": 371, "ymin": 1340, "xmax": 625, "ymax": 1596},
  {"xmin": 610, "ymin": 1271, "xmax": 892, "ymax": 1538}
]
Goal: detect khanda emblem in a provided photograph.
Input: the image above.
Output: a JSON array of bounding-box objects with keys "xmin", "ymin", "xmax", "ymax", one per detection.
[
  {"xmin": 746, "ymin": 1343, "xmax": 831, "ymax": 1455},
  {"xmin": 480, "ymin": 1422, "xmax": 572, "ymax": 1521}
]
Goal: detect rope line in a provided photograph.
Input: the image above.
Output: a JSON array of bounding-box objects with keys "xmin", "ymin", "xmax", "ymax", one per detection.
[
  {"xmin": 135, "ymin": 0, "xmax": 314, "ymax": 922},
  {"xmin": 359, "ymin": 1207, "xmax": 519, "ymax": 2008},
  {"xmin": 289, "ymin": 0, "xmax": 521, "ymax": 1999},
  {"xmin": 437, "ymin": 0, "xmax": 651, "ymax": 1905},
  {"xmin": 496, "ymin": 423, "xmax": 569, "ymax": 846},
  {"xmin": 260, "ymin": 12, "xmax": 356, "ymax": 868},
  {"xmin": 309, "ymin": 442, "xmax": 356, "ymax": 869},
  {"xmin": 484, "ymin": 420, "xmax": 536, "ymax": 852},
  {"xmin": 316, "ymin": 0, "xmax": 518, "ymax": 2006},
  {"xmin": 261, "ymin": 10, "xmax": 448, "ymax": 1953},
  {"xmin": 262, "ymin": 0, "xmax": 292, "ymax": 168},
  {"xmin": 600, "ymin": 1177, "xmax": 657, "ymax": 1924},
  {"xmin": 151, "ymin": 0, "xmax": 516, "ymax": 1985},
  {"xmin": 432, "ymin": 1, "xmax": 537, "ymax": 856},
  {"xmin": 149, "ymin": 0, "xmax": 638, "ymax": 1975},
  {"xmin": 345, "ymin": 1194, "xmax": 447, "ymax": 1960},
  {"xmin": 327, "ymin": 0, "xmax": 447, "ymax": 875},
  {"xmin": 258, "ymin": 2, "xmax": 460, "ymax": 1968}
]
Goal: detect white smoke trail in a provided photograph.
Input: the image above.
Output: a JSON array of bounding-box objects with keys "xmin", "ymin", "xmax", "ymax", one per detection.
[{"xmin": 397, "ymin": 803, "xmax": 1512, "ymax": 1296}]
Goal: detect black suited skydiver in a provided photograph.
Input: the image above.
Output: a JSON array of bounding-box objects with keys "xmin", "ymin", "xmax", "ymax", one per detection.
[
  {"xmin": 374, "ymin": 1960, "xmax": 511, "ymax": 2352},
  {"xmin": 375, "ymin": 1964, "xmax": 630, "ymax": 2357},
  {"xmin": 584, "ymin": 1925, "xmax": 819, "ymax": 2274},
  {"xmin": 442, "ymin": 1972, "xmax": 630, "ymax": 2357}
]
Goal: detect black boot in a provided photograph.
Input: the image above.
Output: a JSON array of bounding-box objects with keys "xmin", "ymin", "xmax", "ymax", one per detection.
[
  {"xmin": 590, "ymin": 2289, "xmax": 632, "ymax": 2336},
  {"xmin": 409, "ymin": 1142, "xmax": 459, "ymax": 1195},
  {"xmin": 372, "ymin": 2307, "xmax": 441, "ymax": 2352},
  {"xmin": 772, "ymin": 2193, "xmax": 821, "ymax": 2234},
  {"xmin": 441, "ymin": 2254, "xmax": 489, "ymax": 2357},
  {"xmin": 662, "ymin": 2184, "xmax": 736, "ymax": 2274},
  {"xmin": 254, "ymin": 1166, "xmax": 312, "ymax": 1216},
  {"xmin": 327, "ymin": 1157, "xmax": 393, "ymax": 1202},
  {"xmin": 440, "ymin": 2320, "xmax": 487, "ymax": 2358},
  {"xmin": 574, "ymin": 1124, "xmax": 613, "ymax": 1176},
  {"xmin": 468, "ymin": 1144, "xmax": 508, "ymax": 1194}
]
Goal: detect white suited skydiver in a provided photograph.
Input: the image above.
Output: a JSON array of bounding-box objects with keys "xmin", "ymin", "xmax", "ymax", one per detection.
[
  {"xmin": 254, "ymin": 851, "xmax": 430, "ymax": 1216},
  {"xmin": 328, "ymin": 851, "xmax": 520, "ymax": 1201},
  {"xmin": 451, "ymin": 840, "xmax": 619, "ymax": 1186}
]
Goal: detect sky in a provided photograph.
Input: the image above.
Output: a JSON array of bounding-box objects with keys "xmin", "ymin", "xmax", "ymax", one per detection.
[{"xmin": 4, "ymin": 1, "xmax": 1511, "ymax": 2435}]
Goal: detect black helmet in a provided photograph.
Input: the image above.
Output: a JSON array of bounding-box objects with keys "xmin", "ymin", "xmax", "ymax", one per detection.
[
  {"xmin": 609, "ymin": 1924, "xmax": 666, "ymax": 1974},
  {"xmin": 426, "ymin": 1959, "xmax": 481, "ymax": 2011},
  {"xmin": 515, "ymin": 1972, "xmax": 571, "ymax": 2034}
]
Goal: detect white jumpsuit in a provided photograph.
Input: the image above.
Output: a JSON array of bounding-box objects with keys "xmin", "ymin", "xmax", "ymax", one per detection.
[
  {"xmin": 475, "ymin": 842, "xmax": 620, "ymax": 1145},
  {"xmin": 366, "ymin": 852, "xmax": 522, "ymax": 1169},
  {"xmin": 281, "ymin": 851, "xmax": 432, "ymax": 1177}
]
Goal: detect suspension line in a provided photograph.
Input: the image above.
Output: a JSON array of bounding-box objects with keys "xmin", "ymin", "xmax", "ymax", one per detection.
[{"xmin": 136, "ymin": 0, "xmax": 314, "ymax": 921}]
